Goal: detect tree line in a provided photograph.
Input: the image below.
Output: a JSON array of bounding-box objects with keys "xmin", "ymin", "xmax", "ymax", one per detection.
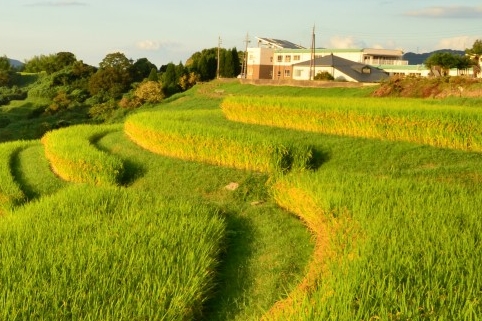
[
  {"xmin": 424, "ymin": 40, "xmax": 482, "ymax": 77},
  {"xmin": 0, "ymin": 47, "xmax": 242, "ymax": 115}
]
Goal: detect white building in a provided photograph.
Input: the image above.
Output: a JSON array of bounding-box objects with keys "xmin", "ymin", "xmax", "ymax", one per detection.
[{"xmin": 245, "ymin": 37, "xmax": 478, "ymax": 82}]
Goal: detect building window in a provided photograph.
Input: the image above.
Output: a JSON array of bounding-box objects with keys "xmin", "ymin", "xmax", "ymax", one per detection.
[
  {"xmin": 293, "ymin": 55, "xmax": 300, "ymax": 61},
  {"xmin": 285, "ymin": 55, "xmax": 291, "ymax": 62},
  {"xmin": 270, "ymin": 57, "xmax": 273, "ymax": 62},
  {"xmin": 362, "ymin": 67, "xmax": 371, "ymax": 74},
  {"xmin": 295, "ymin": 70, "xmax": 302, "ymax": 77},
  {"xmin": 249, "ymin": 54, "xmax": 254, "ymax": 60},
  {"xmin": 277, "ymin": 55, "xmax": 282, "ymax": 62},
  {"xmin": 284, "ymin": 70, "xmax": 291, "ymax": 77}
]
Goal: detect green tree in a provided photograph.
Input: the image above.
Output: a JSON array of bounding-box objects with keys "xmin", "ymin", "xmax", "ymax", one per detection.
[
  {"xmin": 221, "ymin": 48, "xmax": 240, "ymax": 78},
  {"xmin": 132, "ymin": 58, "xmax": 157, "ymax": 82},
  {"xmin": 453, "ymin": 55, "xmax": 474, "ymax": 75},
  {"xmin": 24, "ymin": 52, "xmax": 76, "ymax": 74},
  {"xmin": 161, "ymin": 63, "xmax": 179, "ymax": 96},
  {"xmin": 147, "ymin": 67, "xmax": 159, "ymax": 82},
  {"xmin": 0, "ymin": 56, "xmax": 14, "ymax": 86},
  {"xmin": 24, "ymin": 54, "xmax": 55, "ymax": 73},
  {"xmin": 232, "ymin": 48, "xmax": 242, "ymax": 77},
  {"xmin": 54, "ymin": 52, "xmax": 77, "ymax": 70},
  {"xmin": 186, "ymin": 48, "xmax": 217, "ymax": 81},
  {"xmin": 0, "ymin": 56, "xmax": 11, "ymax": 71},
  {"xmin": 466, "ymin": 39, "xmax": 482, "ymax": 77},
  {"xmin": 89, "ymin": 52, "xmax": 133, "ymax": 99},
  {"xmin": 424, "ymin": 52, "xmax": 459, "ymax": 76}
]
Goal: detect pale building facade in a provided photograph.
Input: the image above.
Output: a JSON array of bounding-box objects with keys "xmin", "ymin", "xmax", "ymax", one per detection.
[{"xmin": 245, "ymin": 37, "xmax": 478, "ymax": 82}]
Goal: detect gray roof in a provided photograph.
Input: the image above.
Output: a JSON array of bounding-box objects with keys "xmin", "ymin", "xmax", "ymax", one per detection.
[
  {"xmin": 256, "ymin": 37, "xmax": 305, "ymax": 49},
  {"xmin": 294, "ymin": 54, "xmax": 389, "ymax": 82}
]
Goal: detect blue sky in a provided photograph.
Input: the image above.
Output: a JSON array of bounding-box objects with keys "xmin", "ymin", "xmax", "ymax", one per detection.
[{"xmin": 1, "ymin": 0, "xmax": 481, "ymax": 67}]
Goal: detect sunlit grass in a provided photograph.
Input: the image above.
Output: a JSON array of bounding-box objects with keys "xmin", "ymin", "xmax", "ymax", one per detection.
[
  {"xmin": 125, "ymin": 109, "xmax": 313, "ymax": 174},
  {"xmin": 1, "ymin": 80, "xmax": 482, "ymax": 320},
  {"xmin": 222, "ymin": 95, "xmax": 482, "ymax": 152},
  {"xmin": 41, "ymin": 124, "xmax": 124, "ymax": 185},
  {"xmin": 97, "ymin": 130, "xmax": 315, "ymax": 320},
  {"xmin": 0, "ymin": 140, "xmax": 32, "ymax": 212},
  {"xmin": 0, "ymin": 185, "xmax": 225, "ymax": 320},
  {"xmin": 12, "ymin": 142, "xmax": 68, "ymax": 200}
]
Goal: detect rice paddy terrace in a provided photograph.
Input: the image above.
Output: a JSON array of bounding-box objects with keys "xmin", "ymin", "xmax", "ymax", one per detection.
[{"xmin": 0, "ymin": 80, "xmax": 481, "ymax": 320}]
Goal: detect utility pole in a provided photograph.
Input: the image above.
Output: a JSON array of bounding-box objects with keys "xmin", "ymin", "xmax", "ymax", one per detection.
[
  {"xmin": 217, "ymin": 36, "xmax": 222, "ymax": 79},
  {"xmin": 243, "ymin": 33, "xmax": 250, "ymax": 79},
  {"xmin": 310, "ymin": 25, "xmax": 315, "ymax": 80}
]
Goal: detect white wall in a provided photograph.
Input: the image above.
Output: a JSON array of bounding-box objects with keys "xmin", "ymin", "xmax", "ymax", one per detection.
[
  {"xmin": 293, "ymin": 66, "xmax": 357, "ymax": 82},
  {"xmin": 247, "ymin": 47, "xmax": 274, "ymax": 65}
]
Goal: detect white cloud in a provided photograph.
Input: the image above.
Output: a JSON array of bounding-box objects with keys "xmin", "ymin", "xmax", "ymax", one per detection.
[
  {"xmin": 435, "ymin": 36, "xmax": 479, "ymax": 50},
  {"xmin": 405, "ymin": 6, "xmax": 482, "ymax": 18},
  {"xmin": 136, "ymin": 40, "xmax": 183, "ymax": 52},
  {"xmin": 328, "ymin": 36, "xmax": 366, "ymax": 49},
  {"xmin": 136, "ymin": 40, "xmax": 162, "ymax": 51}
]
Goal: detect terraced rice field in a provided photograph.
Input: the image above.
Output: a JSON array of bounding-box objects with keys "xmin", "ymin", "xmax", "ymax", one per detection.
[{"xmin": 0, "ymin": 81, "xmax": 481, "ymax": 320}]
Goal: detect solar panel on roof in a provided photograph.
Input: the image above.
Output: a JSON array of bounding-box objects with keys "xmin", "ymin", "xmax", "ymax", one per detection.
[{"xmin": 256, "ymin": 37, "xmax": 305, "ymax": 49}]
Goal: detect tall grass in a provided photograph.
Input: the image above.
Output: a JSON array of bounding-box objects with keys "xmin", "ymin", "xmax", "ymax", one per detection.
[
  {"xmin": 125, "ymin": 110, "xmax": 313, "ymax": 174},
  {"xmin": 266, "ymin": 168, "xmax": 482, "ymax": 320},
  {"xmin": 96, "ymin": 129, "xmax": 315, "ymax": 320},
  {"xmin": 221, "ymin": 96, "xmax": 482, "ymax": 152},
  {"xmin": 41, "ymin": 124, "xmax": 125, "ymax": 185},
  {"xmin": 2, "ymin": 80, "xmax": 482, "ymax": 320},
  {"xmin": 12, "ymin": 143, "xmax": 68, "ymax": 200},
  {"xmin": 0, "ymin": 185, "xmax": 225, "ymax": 320},
  {"xmin": 0, "ymin": 140, "xmax": 32, "ymax": 212}
]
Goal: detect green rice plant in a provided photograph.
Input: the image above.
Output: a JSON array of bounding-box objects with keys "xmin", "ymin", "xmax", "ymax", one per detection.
[
  {"xmin": 96, "ymin": 129, "xmax": 315, "ymax": 320},
  {"xmin": 124, "ymin": 110, "xmax": 313, "ymax": 174},
  {"xmin": 41, "ymin": 124, "xmax": 125, "ymax": 185},
  {"xmin": 12, "ymin": 142, "xmax": 68, "ymax": 200},
  {"xmin": 266, "ymin": 168, "xmax": 482, "ymax": 320},
  {"xmin": 0, "ymin": 185, "xmax": 225, "ymax": 320},
  {"xmin": 0, "ymin": 140, "xmax": 32, "ymax": 212},
  {"xmin": 221, "ymin": 96, "xmax": 482, "ymax": 152}
]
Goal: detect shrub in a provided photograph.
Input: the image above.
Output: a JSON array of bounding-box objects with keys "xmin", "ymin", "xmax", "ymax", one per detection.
[
  {"xmin": 134, "ymin": 80, "xmax": 164, "ymax": 104},
  {"xmin": 0, "ymin": 86, "xmax": 28, "ymax": 105},
  {"xmin": 314, "ymin": 71, "xmax": 334, "ymax": 81},
  {"xmin": 46, "ymin": 91, "xmax": 71, "ymax": 113},
  {"xmin": 118, "ymin": 95, "xmax": 142, "ymax": 109},
  {"xmin": 88, "ymin": 99, "xmax": 118, "ymax": 121}
]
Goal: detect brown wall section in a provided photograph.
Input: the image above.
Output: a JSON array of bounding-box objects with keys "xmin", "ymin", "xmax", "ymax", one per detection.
[{"xmin": 248, "ymin": 65, "xmax": 274, "ymax": 80}]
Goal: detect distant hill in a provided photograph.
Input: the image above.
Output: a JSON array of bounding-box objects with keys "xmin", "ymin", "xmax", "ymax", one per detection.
[
  {"xmin": 8, "ymin": 58, "xmax": 24, "ymax": 68},
  {"xmin": 403, "ymin": 49, "xmax": 465, "ymax": 65}
]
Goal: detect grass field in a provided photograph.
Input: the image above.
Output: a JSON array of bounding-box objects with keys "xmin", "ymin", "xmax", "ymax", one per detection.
[{"xmin": 0, "ymin": 79, "xmax": 481, "ymax": 320}]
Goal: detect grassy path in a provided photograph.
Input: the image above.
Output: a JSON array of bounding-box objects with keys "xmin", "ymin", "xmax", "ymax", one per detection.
[
  {"xmin": 11, "ymin": 143, "xmax": 67, "ymax": 200},
  {"xmin": 97, "ymin": 130, "xmax": 314, "ymax": 320}
]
